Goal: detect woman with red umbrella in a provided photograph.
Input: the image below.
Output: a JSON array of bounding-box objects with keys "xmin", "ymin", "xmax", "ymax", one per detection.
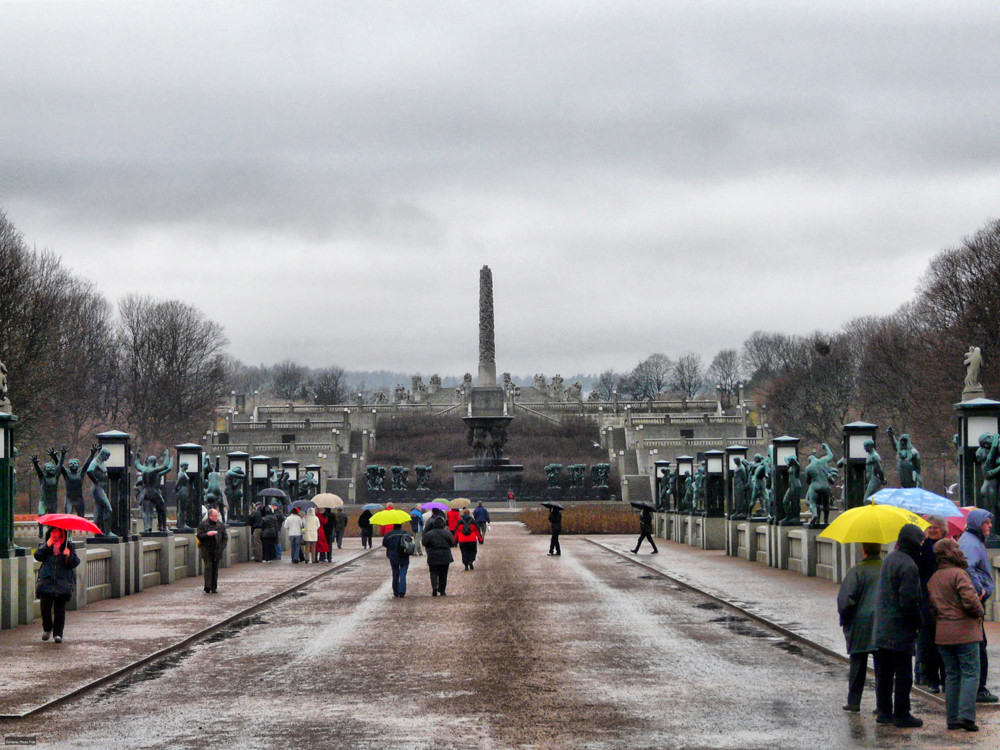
[{"xmin": 34, "ymin": 526, "xmax": 81, "ymax": 643}]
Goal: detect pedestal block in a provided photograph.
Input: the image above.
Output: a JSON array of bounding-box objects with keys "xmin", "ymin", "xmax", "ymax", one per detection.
[
  {"xmin": 787, "ymin": 528, "xmax": 820, "ymax": 577},
  {"xmin": 816, "ymin": 536, "xmax": 841, "ymax": 582},
  {"xmin": 696, "ymin": 516, "xmax": 726, "ymax": 550},
  {"xmin": 754, "ymin": 524, "xmax": 769, "ymax": 565},
  {"xmin": 737, "ymin": 522, "xmax": 756, "ymax": 561},
  {"xmin": 725, "ymin": 519, "xmax": 739, "ymax": 557}
]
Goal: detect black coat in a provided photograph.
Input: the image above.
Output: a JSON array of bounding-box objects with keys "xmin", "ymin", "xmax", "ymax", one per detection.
[
  {"xmin": 639, "ymin": 508, "xmax": 653, "ymax": 534},
  {"xmin": 197, "ymin": 517, "xmax": 229, "ymax": 561},
  {"xmin": 422, "ymin": 517, "xmax": 455, "ymax": 566},
  {"xmin": 260, "ymin": 513, "xmax": 279, "ymax": 539},
  {"xmin": 874, "ymin": 524, "xmax": 923, "ymax": 653},
  {"xmin": 549, "ymin": 509, "xmax": 562, "ymax": 532},
  {"xmin": 34, "ymin": 540, "xmax": 81, "ymax": 599}
]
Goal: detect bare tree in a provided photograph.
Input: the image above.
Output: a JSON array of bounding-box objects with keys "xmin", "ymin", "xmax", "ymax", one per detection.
[
  {"xmin": 271, "ymin": 360, "xmax": 307, "ymax": 401},
  {"xmin": 312, "ymin": 366, "xmax": 348, "ymax": 405},
  {"xmin": 590, "ymin": 369, "xmax": 622, "ymax": 401},
  {"xmin": 741, "ymin": 330, "xmax": 802, "ymax": 384},
  {"xmin": 707, "ymin": 349, "xmax": 743, "ymax": 406},
  {"xmin": 671, "ymin": 353, "xmax": 704, "ymax": 399},
  {"xmin": 627, "ymin": 353, "xmax": 674, "ymax": 400}
]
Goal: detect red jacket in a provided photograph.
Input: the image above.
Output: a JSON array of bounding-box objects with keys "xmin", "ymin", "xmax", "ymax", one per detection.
[
  {"xmin": 447, "ymin": 509, "xmax": 461, "ymax": 532},
  {"xmin": 454, "ymin": 518, "xmax": 483, "ymax": 544}
]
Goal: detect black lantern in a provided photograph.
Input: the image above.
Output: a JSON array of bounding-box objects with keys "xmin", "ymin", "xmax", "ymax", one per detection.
[
  {"xmin": 954, "ymin": 399, "xmax": 1000, "ymax": 508},
  {"xmin": 771, "ymin": 436, "xmax": 800, "ymax": 524},
  {"xmin": 227, "ymin": 450, "xmax": 250, "ymax": 524},
  {"xmin": 725, "ymin": 444, "xmax": 748, "ymax": 518},
  {"xmin": 175, "ymin": 443, "xmax": 204, "ymax": 532},
  {"xmin": 96, "ymin": 430, "xmax": 133, "ymax": 540},
  {"xmin": 704, "ymin": 450, "xmax": 725, "ymax": 517},
  {"xmin": 0, "ymin": 411, "xmax": 21, "ymax": 557},
  {"xmin": 842, "ymin": 422, "xmax": 878, "ymax": 510}
]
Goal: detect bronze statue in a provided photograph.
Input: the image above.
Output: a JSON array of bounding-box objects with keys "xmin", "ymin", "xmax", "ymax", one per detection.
[
  {"xmin": 415, "ymin": 465, "xmax": 433, "ymax": 491},
  {"xmin": 693, "ymin": 461, "xmax": 707, "ymax": 514},
  {"xmin": 225, "ymin": 465, "xmax": 246, "ymax": 520},
  {"xmin": 886, "ymin": 427, "xmax": 921, "ymax": 488},
  {"xmin": 204, "ymin": 458, "xmax": 224, "ymax": 520},
  {"xmin": 805, "ymin": 443, "xmax": 837, "ymax": 527},
  {"xmin": 730, "ymin": 458, "xmax": 750, "ymax": 519},
  {"xmin": 86, "ymin": 446, "xmax": 115, "ymax": 537},
  {"xmin": 976, "ymin": 433, "xmax": 1000, "ymax": 522},
  {"xmin": 62, "ymin": 445, "xmax": 99, "ymax": 517},
  {"xmin": 174, "ymin": 463, "xmax": 191, "ymax": 530},
  {"xmin": 544, "ymin": 464, "xmax": 563, "ymax": 488},
  {"xmin": 135, "ymin": 448, "xmax": 173, "ymax": 532},
  {"xmin": 862, "ymin": 440, "xmax": 886, "ymax": 502},
  {"xmin": 780, "ymin": 455, "xmax": 802, "ymax": 526},
  {"xmin": 297, "ymin": 470, "xmax": 317, "ymax": 499},
  {"xmin": 390, "ymin": 466, "xmax": 408, "ymax": 492},
  {"xmin": 31, "ymin": 446, "xmax": 66, "ymax": 517},
  {"xmin": 748, "ymin": 455, "xmax": 769, "ymax": 518}
]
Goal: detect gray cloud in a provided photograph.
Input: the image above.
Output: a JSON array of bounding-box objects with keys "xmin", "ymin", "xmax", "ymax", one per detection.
[{"xmin": 3, "ymin": 1, "xmax": 1000, "ymax": 375}]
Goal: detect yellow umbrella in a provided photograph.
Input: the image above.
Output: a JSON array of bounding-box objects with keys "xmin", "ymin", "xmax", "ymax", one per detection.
[
  {"xmin": 312, "ymin": 493, "xmax": 344, "ymax": 509},
  {"xmin": 819, "ymin": 504, "xmax": 929, "ymax": 545},
  {"xmin": 448, "ymin": 497, "xmax": 471, "ymax": 509},
  {"xmin": 368, "ymin": 509, "xmax": 413, "ymax": 527}
]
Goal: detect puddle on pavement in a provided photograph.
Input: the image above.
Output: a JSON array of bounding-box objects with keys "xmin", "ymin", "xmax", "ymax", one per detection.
[
  {"xmin": 202, "ymin": 613, "xmax": 269, "ymax": 644},
  {"xmin": 695, "ymin": 601, "xmax": 723, "ymax": 610},
  {"xmin": 708, "ymin": 614, "xmax": 770, "ymax": 638},
  {"xmin": 97, "ymin": 650, "xmax": 193, "ymax": 699},
  {"xmin": 287, "ymin": 591, "xmax": 308, "ymax": 599}
]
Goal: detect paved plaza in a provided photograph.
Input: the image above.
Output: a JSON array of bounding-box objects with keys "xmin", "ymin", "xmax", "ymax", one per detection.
[{"xmin": 1, "ymin": 523, "xmax": 997, "ymax": 749}]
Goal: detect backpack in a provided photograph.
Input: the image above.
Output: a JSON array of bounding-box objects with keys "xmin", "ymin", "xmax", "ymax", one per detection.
[
  {"xmin": 459, "ymin": 518, "xmax": 475, "ymax": 537},
  {"xmin": 398, "ymin": 533, "xmax": 415, "ymax": 558}
]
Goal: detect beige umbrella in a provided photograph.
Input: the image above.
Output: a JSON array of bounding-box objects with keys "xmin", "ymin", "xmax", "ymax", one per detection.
[
  {"xmin": 312, "ymin": 493, "xmax": 344, "ymax": 509},
  {"xmin": 447, "ymin": 497, "xmax": 471, "ymax": 509}
]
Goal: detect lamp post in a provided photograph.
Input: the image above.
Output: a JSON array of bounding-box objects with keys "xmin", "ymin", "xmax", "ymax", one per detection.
[
  {"xmin": 175, "ymin": 443, "xmax": 204, "ymax": 532},
  {"xmin": 771, "ymin": 436, "xmax": 800, "ymax": 524},
  {"xmin": 282, "ymin": 460, "xmax": 300, "ymax": 504},
  {"xmin": 675, "ymin": 455, "xmax": 694, "ymax": 512},
  {"xmin": 0, "ymin": 411, "xmax": 21, "ymax": 557},
  {"xmin": 725, "ymin": 444, "xmax": 748, "ymax": 518},
  {"xmin": 842, "ymin": 422, "xmax": 879, "ymax": 510},
  {"xmin": 250, "ymin": 455, "xmax": 270, "ymax": 507},
  {"xmin": 704, "ymin": 450, "xmax": 725, "ymax": 517},
  {"xmin": 954, "ymin": 398, "xmax": 1000, "ymax": 509},
  {"xmin": 95, "ymin": 430, "xmax": 133, "ymax": 540},
  {"xmin": 305, "ymin": 463, "xmax": 321, "ymax": 498},
  {"xmin": 226, "ymin": 450, "xmax": 249, "ymax": 524}
]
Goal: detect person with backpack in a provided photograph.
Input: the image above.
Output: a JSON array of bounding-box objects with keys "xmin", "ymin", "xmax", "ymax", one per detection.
[
  {"xmin": 260, "ymin": 505, "xmax": 279, "ymax": 563},
  {"xmin": 382, "ymin": 523, "xmax": 413, "ymax": 597},
  {"xmin": 422, "ymin": 510, "xmax": 455, "ymax": 596},
  {"xmin": 409, "ymin": 508, "xmax": 424, "ymax": 556},
  {"xmin": 455, "ymin": 508, "xmax": 484, "ymax": 571}
]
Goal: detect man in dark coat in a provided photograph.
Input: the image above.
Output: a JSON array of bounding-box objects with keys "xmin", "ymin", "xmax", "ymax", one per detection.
[
  {"xmin": 632, "ymin": 506, "xmax": 658, "ymax": 554},
  {"xmin": 873, "ymin": 523, "xmax": 924, "ymax": 727},
  {"xmin": 382, "ymin": 523, "xmax": 411, "ymax": 597},
  {"xmin": 196, "ymin": 508, "xmax": 229, "ymax": 594},
  {"xmin": 332, "ymin": 507, "xmax": 349, "ymax": 549},
  {"xmin": 548, "ymin": 506, "xmax": 562, "ymax": 556},
  {"xmin": 837, "ymin": 542, "xmax": 882, "ymax": 711},
  {"xmin": 422, "ymin": 511, "xmax": 455, "ymax": 596}
]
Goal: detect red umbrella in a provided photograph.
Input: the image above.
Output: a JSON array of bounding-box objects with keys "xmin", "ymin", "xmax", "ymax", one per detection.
[
  {"xmin": 938, "ymin": 506, "xmax": 976, "ymax": 538},
  {"xmin": 36, "ymin": 513, "xmax": 102, "ymax": 535}
]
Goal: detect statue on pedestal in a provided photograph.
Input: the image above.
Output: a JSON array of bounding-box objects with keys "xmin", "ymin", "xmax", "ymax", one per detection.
[
  {"xmin": 544, "ymin": 464, "xmax": 563, "ymax": 487},
  {"xmin": 135, "ymin": 448, "xmax": 173, "ymax": 532},
  {"xmin": 805, "ymin": 443, "xmax": 837, "ymax": 528},
  {"xmin": 62, "ymin": 446, "xmax": 100, "ymax": 517},
  {"xmin": 565, "ymin": 382, "xmax": 583, "ymax": 402},
  {"xmin": 0, "ymin": 359, "xmax": 10, "ymax": 412},
  {"xmin": 964, "ymin": 346, "xmax": 983, "ymax": 393},
  {"xmin": 780, "ymin": 455, "xmax": 802, "ymax": 526},
  {"xmin": 414, "ymin": 465, "xmax": 433, "ymax": 491},
  {"xmin": 390, "ymin": 466, "xmax": 409, "ymax": 492},
  {"xmin": 748, "ymin": 454, "xmax": 769, "ymax": 518},
  {"xmin": 366, "ymin": 465, "xmax": 385, "ymax": 492},
  {"xmin": 730, "ymin": 458, "xmax": 750, "ymax": 519},
  {"xmin": 680, "ymin": 474, "xmax": 695, "ymax": 513},
  {"xmin": 592, "ymin": 463, "xmax": 611, "ymax": 490},
  {"xmin": 225, "ymin": 465, "xmax": 246, "ymax": 518},
  {"xmin": 886, "ymin": 427, "xmax": 921, "ymax": 488},
  {"xmin": 204, "ymin": 458, "xmax": 225, "ymax": 521},
  {"xmin": 86, "ymin": 446, "xmax": 116, "ymax": 537},
  {"xmin": 298, "ymin": 470, "xmax": 317, "ymax": 499},
  {"xmin": 975, "ymin": 433, "xmax": 1000, "ymax": 523},
  {"xmin": 862, "ymin": 440, "xmax": 886, "ymax": 502},
  {"xmin": 174, "ymin": 463, "xmax": 191, "ymax": 530},
  {"xmin": 568, "ymin": 464, "xmax": 586, "ymax": 489},
  {"xmin": 693, "ymin": 461, "xmax": 707, "ymax": 514},
  {"xmin": 32, "ymin": 446, "xmax": 66, "ymax": 517}
]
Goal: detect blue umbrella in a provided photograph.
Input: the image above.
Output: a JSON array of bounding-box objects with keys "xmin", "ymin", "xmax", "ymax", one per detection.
[
  {"xmin": 362, "ymin": 503, "xmax": 384, "ymax": 512},
  {"xmin": 870, "ymin": 487, "xmax": 963, "ymax": 518}
]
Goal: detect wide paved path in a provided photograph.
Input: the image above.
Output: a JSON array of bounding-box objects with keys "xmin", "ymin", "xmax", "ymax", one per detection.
[{"xmin": 0, "ymin": 524, "xmax": 993, "ymax": 749}]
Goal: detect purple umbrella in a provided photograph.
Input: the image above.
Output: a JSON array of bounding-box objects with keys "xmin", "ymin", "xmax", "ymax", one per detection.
[{"xmin": 421, "ymin": 501, "xmax": 450, "ymax": 512}]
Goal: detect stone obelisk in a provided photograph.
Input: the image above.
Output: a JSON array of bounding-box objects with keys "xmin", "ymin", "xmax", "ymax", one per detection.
[{"xmin": 478, "ymin": 265, "xmax": 497, "ymax": 387}]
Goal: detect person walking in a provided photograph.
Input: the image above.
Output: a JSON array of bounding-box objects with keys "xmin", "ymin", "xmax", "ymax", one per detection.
[
  {"xmin": 455, "ymin": 508, "xmax": 484, "ymax": 570},
  {"xmin": 837, "ymin": 542, "xmax": 882, "ymax": 712},
  {"xmin": 957, "ymin": 508, "xmax": 999, "ymax": 703},
  {"xmin": 249, "ymin": 503, "xmax": 264, "ymax": 563},
  {"xmin": 548, "ymin": 505, "xmax": 562, "ymax": 556},
  {"xmin": 283, "ymin": 508, "xmax": 305, "ymax": 563},
  {"xmin": 34, "ymin": 527, "xmax": 80, "ymax": 643},
  {"xmin": 303, "ymin": 507, "xmax": 320, "ymax": 563},
  {"xmin": 447, "ymin": 506, "xmax": 461, "ymax": 534},
  {"xmin": 271, "ymin": 504, "xmax": 285, "ymax": 559},
  {"xmin": 260, "ymin": 505, "xmax": 278, "ymax": 563},
  {"xmin": 928, "ymin": 536, "xmax": 984, "ymax": 731},
  {"xmin": 382, "ymin": 523, "xmax": 412, "ymax": 597},
  {"xmin": 358, "ymin": 508, "xmax": 374, "ymax": 549},
  {"xmin": 320, "ymin": 509, "xmax": 335, "ymax": 561},
  {"xmin": 333, "ymin": 507, "xmax": 348, "ymax": 549},
  {"xmin": 915, "ymin": 516, "xmax": 947, "ymax": 693},
  {"xmin": 473, "ymin": 501, "xmax": 491, "ymax": 537},
  {"xmin": 423, "ymin": 510, "xmax": 455, "ymax": 596},
  {"xmin": 873, "ymin": 523, "xmax": 924, "ymax": 728},
  {"xmin": 631, "ymin": 506, "xmax": 658, "ymax": 554},
  {"xmin": 410, "ymin": 508, "xmax": 424, "ymax": 556},
  {"xmin": 196, "ymin": 507, "xmax": 229, "ymax": 594}
]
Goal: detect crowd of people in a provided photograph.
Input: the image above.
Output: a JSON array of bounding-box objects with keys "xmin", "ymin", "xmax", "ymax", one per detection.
[{"xmin": 837, "ymin": 509, "xmax": 996, "ymax": 732}]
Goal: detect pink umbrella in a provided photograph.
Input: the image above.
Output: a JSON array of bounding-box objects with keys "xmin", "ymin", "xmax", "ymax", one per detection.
[{"xmin": 938, "ymin": 506, "xmax": 976, "ymax": 538}]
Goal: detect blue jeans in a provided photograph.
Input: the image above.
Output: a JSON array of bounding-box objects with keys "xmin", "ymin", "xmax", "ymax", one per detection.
[
  {"xmin": 290, "ymin": 535, "xmax": 303, "ymax": 563},
  {"xmin": 939, "ymin": 642, "xmax": 980, "ymax": 723},
  {"xmin": 390, "ymin": 559, "xmax": 409, "ymax": 595}
]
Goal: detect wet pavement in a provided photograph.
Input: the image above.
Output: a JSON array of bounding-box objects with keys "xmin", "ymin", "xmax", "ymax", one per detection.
[{"xmin": 0, "ymin": 524, "xmax": 996, "ymax": 748}]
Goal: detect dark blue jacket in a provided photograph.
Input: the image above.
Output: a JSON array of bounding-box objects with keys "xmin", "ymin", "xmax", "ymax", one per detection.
[
  {"xmin": 383, "ymin": 528, "xmax": 410, "ymax": 562},
  {"xmin": 958, "ymin": 508, "xmax": 994, "ymax": 599},
  {"xmin": 473, "ymin": 505, "xmax": 490, "ymax": 523}
]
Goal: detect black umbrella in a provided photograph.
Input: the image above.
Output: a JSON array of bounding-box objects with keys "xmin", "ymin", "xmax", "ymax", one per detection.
[
  {"xmin": 290, "ymin": 499, "xmax": 317, "ymax": 513},
  {"xmin": 630, "ymin": 501, "xmax": 656, "ymax": 511},
  {"xmin": 259, "ymin": 488, "xmax": 288, "ymax": 499},
  {"xmin": 540, "ymin": 502, "xmax": 564, "ymax": 510}
]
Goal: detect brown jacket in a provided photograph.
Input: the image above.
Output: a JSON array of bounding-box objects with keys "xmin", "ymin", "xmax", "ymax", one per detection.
[{"xmin": 927, "ymin": 538, "xmax": 984, "ymax": 645}]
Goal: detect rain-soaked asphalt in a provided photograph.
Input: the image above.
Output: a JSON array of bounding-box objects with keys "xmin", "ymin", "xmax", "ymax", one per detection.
[{"xmin": 1, "ymin": 523, "xmax": 993, "ymax": 749}]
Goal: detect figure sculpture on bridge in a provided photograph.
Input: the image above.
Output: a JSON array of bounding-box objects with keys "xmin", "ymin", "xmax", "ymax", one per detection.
[
  {"xmin": 805, "ymin": 443, "xmax": 837, "ymax": 528},
  {"xmin": 225, "ymin": 465, "xmax": 246, "ymax": 520},
  {"xmin": 780, "ymin": 455, "xmax": 802, "ymax": 526},
  {"xmin": 86, "ymin": 446, "xmax": 115, "ymax": 537},
  {"xmin": 862, "ymin": 440, "xmax": 886, "ymax": 503},
  {"xmin": 204, "ymin": 458, "xmax": 225, "ymax": 521},
  {"xmin": 748, "ymin": 454, "xmax": 769, "ymax": 518},
  {"xmin": 975, "ymin": 432, "xmax": 1000, "ymax": 526},
  {"xmin": 730, "ymin": 458, "xmax": 750, "ymax": 519},
  {"xmin": 886, "ymin": 427, "xmax": 921, "ymax": 488},
  {"xmin": 692, "ymin": 461, "xmax": 707, "ymax": 514},
  {"xmin": 135, "ymin": 448, "xmax": 173, "ymax": 532},
  {"xmin": 544, "ymin": 464, "xmax": 563, "ymax": 488},
  {"xmin": 298, "ymin": 470, "xmax": 317, "ymax": 499},
  {"xmin": 680, "ymin": 473, "xmax": 695, "ymax": 513},
  {"xmin": 415, "ymin": 465, "xmax": 432, "ymax": 491},
  {"xmin": 174, "ymin": 463, "xmax": 192, "ymax": 531},
  {"xmin": 62, "ymin": 445, "xmax": 99, "ymax": 517},
  {"xmin": 32, "ymin": 446, "xmax": 66, "ymax": 517}
]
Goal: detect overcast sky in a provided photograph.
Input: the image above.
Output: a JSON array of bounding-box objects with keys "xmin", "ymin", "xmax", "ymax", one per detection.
[{"xmin": 3, "ymin": 1, "xmax": 999, "ymax": 377}]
